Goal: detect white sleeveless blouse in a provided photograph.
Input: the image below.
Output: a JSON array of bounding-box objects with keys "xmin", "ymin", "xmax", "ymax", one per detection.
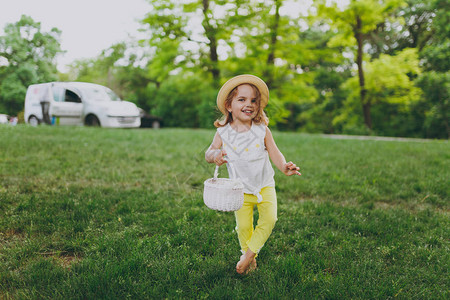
[{"xmin": 217, "ymin": 123, "xmax": 275, "ymax": 202}]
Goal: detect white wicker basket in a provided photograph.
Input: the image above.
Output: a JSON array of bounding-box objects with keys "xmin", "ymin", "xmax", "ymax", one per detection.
[{"xmin": 203, "ymin": 164, "xmax": 244, "ymax": 212}]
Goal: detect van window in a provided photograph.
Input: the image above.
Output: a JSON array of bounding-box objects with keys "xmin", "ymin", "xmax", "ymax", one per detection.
[
  {"xmin": 52, "ymin": 86, "xmax": 64, "ymax": 102},
  {"xmin": 84, "ymin": 86, "xmax": 121, "ymax": 101},
  {"xmin": 65, "ymin": 89, "xmax": 82, "ymax": 103}
]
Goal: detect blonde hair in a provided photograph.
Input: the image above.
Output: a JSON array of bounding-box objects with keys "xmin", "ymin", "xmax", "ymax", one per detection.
[{"xmin": 214, "ymin": 83, "xmax": 269, "ymax": 128}]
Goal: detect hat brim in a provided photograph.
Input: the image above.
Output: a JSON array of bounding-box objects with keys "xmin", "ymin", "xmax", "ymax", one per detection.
[{"xmin": 216, "ymin": 74, "xmax": 269, "ymax": 115}]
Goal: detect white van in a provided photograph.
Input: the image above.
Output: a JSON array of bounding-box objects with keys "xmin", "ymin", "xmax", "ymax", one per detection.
[{"xmin": 24, "ymin": 82, "xmax": 141, "ymax": 128}]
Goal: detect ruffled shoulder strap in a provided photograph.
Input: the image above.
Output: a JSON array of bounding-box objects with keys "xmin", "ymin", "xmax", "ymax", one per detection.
[
  {"xmin": 251, "ymin": 123, "xmax": 267, "ymax": 139},
  {"xmin": 217, "ymin": 124, "xmax": 229, "ymax": 137}
]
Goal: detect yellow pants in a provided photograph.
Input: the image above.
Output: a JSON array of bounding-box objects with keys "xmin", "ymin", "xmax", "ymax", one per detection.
[{"xmin": 234, "ymin": 186, "xmax": 277, "ymax": 255}]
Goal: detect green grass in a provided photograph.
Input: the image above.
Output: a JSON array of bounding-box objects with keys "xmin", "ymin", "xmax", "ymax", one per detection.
[{"xmin": 0, "ymin": 125, "xmax": 448, "ymax": 299}]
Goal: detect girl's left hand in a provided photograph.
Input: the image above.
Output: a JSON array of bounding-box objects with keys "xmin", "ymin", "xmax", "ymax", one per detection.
[{"xmin": 284, "ymin": 161, "xmax": 301, "ymax": 176}]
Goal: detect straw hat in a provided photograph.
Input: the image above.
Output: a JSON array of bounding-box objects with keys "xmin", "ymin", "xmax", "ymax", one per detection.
[{"xmin": 216, "ymin": 74, "xmax": 269, "ymax": 115}]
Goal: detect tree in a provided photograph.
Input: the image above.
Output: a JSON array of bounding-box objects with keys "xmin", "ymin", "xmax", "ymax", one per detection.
[
  {"xmin": 415, "ymin": 0, "xmax": 450, "ymax": 138},
  {"xmin": 280, "ymin": 18, "xmax": 353, "ymax": 133},
  {"xmin": 222, "ymin": 0, "xmax": 295, "ymax": 87},
  {"xmin": 141, "ymin": 0, "xmax": 241, "ymax": 86},
  {"xmin": 362, "ymin": 0, "xmax": 435, "ymax": 58},
  {"xmin": 0, "ymin": 15, "xmax": 63, "ymax": 115},
  {"xmin": 215, "ymin": 0, "xmax": 322, "ymax": 127},
  {"xmin": 316, "ymin": 0, "xmax": 405, "ymax": 130},
  {"xmin": 68, "ymin": 41, "xmax": 152, "ymax": 111},
  {"xmin": 394, "ymin": 0, "xmax": 435, "ymax": 51},
  {"xmin": 336, "ymin": 48, "xmax": 422, "ymax": 136},
  {"xmin": 139, "ymin": 0, "xmax": 313, "ymax": 126}
]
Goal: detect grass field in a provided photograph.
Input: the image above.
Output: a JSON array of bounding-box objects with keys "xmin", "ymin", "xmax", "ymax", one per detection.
[{"xmin": 0, "ymin": 125, "xmax": 448, "ymax": 299}]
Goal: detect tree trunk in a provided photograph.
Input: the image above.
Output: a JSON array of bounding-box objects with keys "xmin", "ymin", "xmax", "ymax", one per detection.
[
  {"xmin": 264, "ymin": 0, "xmax": 281, "ymax": 88},
  {"xmin": 202, "ymin": 0, "xmax": 220, "ymax": 85},
  {"xmin": 354, "ymin": 15, "xmax": 372, "ymax": 129}
]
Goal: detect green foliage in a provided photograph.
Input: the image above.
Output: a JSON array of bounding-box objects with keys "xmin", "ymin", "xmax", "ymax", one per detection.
[
  {"xmin": 147, "ymin": 39, "xmax": 182, "ymax": 84},
  {"xmin": 152, "ymin": 73, "xmax": 219, "ymax": 128},
  {"xmin": 67, "ymin": 41, "xmax": 151, "ymax": 110},
  {"xmin": 416, "ymin": 71, "xmax": 450, "ymax": 138},
  {"xmin": 0, "ymin": 126, "xmax": 448, "ymax": 298},
  {"xmin": 12, "ymin": 0, "xmax": 443, "ymax": 138},
  {"xmin": 316, "ymin": 0, "xmax": 405, "ymax": 47},
  {"xmin": 0, "ymin": 73, "xmax": 28, "ymax": 114},
  {"xmin": 418, "ymin": 0, "xmax": 449, "ymax": 72},
  {"xmin": 0, "ymin": 15, "xmax": 62, "ymax": 115},
  {"xmin": 414, "ymin": 0, "xmax": 450, "ymax": 138},
  {"xmin": 139, "ymin": 0, "xmax": 319, "ymax": 125},
  {"xmin": 364, "ymin": 48, "xmax": 422, "ymax": 106},
  {"xmin": 387, "ymin": 0, "xmax": 435, "ymax": 52},
  {"xmin": 315, "ymin": 0, "xmax": 408, "ymax": 129},
  {"xmin": 141, "ymin": 0, "xmax": 246, "ymax": 83},
  {"xmin": 421, "ymin": 40, "xmax": 450, "ymax": 73},
  {"xmin": 333, "ymin": 48, "xmax": 422, "ymax": 136}
]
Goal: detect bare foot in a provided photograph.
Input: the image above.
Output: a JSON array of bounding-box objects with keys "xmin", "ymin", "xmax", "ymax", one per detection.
[
  {"xmin": 245, "ymin": 258, "xmax": 257, "ymax": 274},
  {"xmin": 236, "ymin": 250, "xmax": 256, "ymax": 274}
]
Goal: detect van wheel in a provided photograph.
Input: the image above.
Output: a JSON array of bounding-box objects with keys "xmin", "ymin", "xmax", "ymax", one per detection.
[
  {"xmin": 85, "ymin": 115, "xmax": 101, "ymax": 127},
  {"xmin": 28, "ymin": 116, "xmax": 40, "ymax": 126},
  {"xmin": 152, "ymin": 120, "xmax": 160, "ymax": 129}
]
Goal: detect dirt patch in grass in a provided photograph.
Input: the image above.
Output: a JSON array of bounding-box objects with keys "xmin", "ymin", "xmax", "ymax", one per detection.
[
  {"xmin": 57, "ymin": 254, "xmax": 81, "ymax": 270},
  {"xmin": 37, "ymin": 251, "xmax": 82, "ymax": 270}
]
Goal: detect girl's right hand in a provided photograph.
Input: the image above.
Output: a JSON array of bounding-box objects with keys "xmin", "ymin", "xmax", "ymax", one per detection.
[
  {"xmin": 283, "ymin": 161, "xmax": 301, "ymax": 176},
  {"xmin": 214, "ymin": 149, "xmax": 228, "ymax": 166}
]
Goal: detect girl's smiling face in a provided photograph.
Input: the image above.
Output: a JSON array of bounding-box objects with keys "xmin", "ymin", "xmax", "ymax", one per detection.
[{"xmin": 227, "ymin": 84, "xmax": 259, "ymax": 127}]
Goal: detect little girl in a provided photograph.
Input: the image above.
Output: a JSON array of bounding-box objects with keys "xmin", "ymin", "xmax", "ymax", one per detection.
[{"xmin": 205, "ymin": 74, "xmax": 301, "ymax": 274}]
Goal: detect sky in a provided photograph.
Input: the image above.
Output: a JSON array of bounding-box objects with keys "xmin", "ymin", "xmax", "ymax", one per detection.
[{"xmin": 0, "ymin": 0, "xmax": 150, "ymax": 72}]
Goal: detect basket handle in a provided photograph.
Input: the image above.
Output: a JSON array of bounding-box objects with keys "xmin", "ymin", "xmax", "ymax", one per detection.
[
  {"xmin": 213, "ymin": 165, "xmax": 219, "ymax": 179},
  {"xmin": 213, "ymin": 158, "xmax": 237, "ymax": 179}
]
